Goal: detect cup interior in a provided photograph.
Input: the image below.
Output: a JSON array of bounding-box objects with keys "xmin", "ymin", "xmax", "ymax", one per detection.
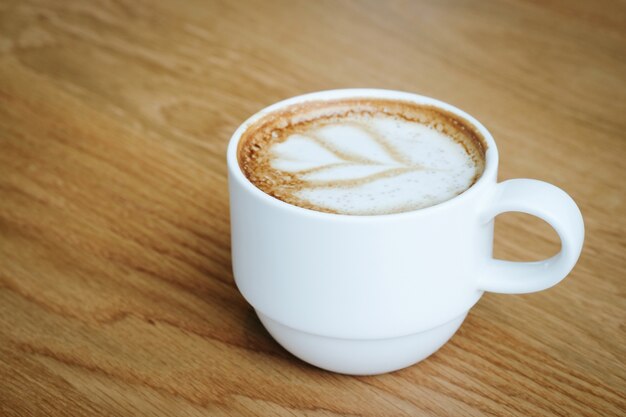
[{"xmin": 227, "ymin": 89, "xmax": 499, "ymax": 219}]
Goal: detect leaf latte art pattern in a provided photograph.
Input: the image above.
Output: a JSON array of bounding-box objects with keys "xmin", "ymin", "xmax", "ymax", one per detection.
[{"xmin": 238, "ymin": 98, "xmax": 486, "ymax": 215}]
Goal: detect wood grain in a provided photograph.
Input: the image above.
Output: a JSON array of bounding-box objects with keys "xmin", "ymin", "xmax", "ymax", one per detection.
[{"xmin": 0, "ymin": 0, "xmax": 625, "ymax": 415}]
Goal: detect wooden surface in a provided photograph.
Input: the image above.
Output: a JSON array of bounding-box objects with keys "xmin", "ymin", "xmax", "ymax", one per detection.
[{"xmin": 1, "ymin": 0, "xmax": 625, "ymax": 415}]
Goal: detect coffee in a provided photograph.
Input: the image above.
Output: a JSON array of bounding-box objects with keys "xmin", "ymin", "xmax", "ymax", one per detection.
[{"xmin": 238, "ymin": 98, "xmax": 486, "ymax": 215}]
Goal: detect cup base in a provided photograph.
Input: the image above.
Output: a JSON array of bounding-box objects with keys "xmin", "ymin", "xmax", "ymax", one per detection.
[{"xmin": 256, "ymin": 311, "xmax": 467, "ymax": 375}]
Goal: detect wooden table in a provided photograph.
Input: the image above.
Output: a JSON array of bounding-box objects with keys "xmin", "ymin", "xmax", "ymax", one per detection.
[{"xmin": 1, "ymin": 1, "xmax": 624, "ymax": 415}]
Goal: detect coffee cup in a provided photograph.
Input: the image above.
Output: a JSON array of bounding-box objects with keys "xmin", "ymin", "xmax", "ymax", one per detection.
[{"xmin": 226, "ymin": 89, "xmax": 584, "ymax": 375}]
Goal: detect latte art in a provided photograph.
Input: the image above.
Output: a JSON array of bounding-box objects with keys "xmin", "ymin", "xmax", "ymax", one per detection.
[{"xmin": 238, "ymin": 99, "xmax": 486, "ymax": 215}]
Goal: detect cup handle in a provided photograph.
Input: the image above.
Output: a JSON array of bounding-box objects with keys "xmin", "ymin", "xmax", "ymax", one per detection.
[{"xmin": 479, "ymin": 179, "xmax": 584, "ymax": 294}]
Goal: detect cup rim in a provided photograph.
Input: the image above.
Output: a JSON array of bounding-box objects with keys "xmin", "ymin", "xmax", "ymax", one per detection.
[{"xmin": 227, "ymin": 88, "xmax": 499, "ymax": 221}]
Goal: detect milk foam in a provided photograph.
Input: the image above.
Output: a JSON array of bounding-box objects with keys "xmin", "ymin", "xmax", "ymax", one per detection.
[
  {"xmin": 238, "ymin": 98, "xmax": 486, "ymax": 215},
  {"xmin": 268, "ymin": 114, "xmax": 480, "ymax": 215}
]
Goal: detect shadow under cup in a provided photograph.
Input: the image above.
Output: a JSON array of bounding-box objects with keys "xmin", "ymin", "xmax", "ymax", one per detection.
[{"xmin": 226, "ymin": 89, "xmax": 584, "ymax": 375}]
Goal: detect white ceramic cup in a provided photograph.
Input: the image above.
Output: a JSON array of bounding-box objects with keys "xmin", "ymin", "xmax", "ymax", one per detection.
[{"xmin": 226, "ymin": 89, "xmax": 584, "ymax": 375}]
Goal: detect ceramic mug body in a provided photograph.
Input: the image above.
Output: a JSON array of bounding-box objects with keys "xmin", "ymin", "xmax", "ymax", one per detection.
[{"xmin": 227, "ymin": 89, "xmax": 584, "ymax": 375}]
